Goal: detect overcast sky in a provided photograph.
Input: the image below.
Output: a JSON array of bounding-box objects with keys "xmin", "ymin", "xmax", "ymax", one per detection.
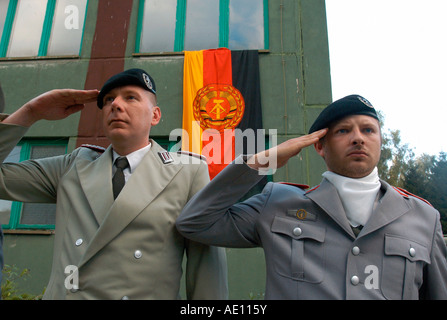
[{"xmin": 325, "ymin": 0, "xmax": 447, "ymax": 156}]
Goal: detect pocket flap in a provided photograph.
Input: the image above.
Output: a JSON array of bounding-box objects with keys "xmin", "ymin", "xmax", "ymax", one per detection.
[
  {"xmin": 384, "ymin": 234, "xmax": 431, "ymax": 263},
  {"xmin": 271, "ymin": 215, "xmax": 325, "ymax": 242}
]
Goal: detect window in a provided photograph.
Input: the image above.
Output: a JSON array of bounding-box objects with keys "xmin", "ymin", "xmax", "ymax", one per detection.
[
  {"xmin": 0, "ymin": 1, "xmax": 8, "ymax": 40},
  {"xmin": 157, "ymin": 137, "xmax": 181, "ymax": 153},
  {"xmin": 1, "ymin": 140, "xmax": 67, "ymax": 230},
  {"xmin": 0, "ymin": 0, "xmax": 87, "ymax": 58},
  {"xmin": 136, "ymin": 0, "xmax": 269, "ymax": 53}
]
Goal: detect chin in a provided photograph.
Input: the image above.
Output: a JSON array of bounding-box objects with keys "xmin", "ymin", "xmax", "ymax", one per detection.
[
  {"xmin": 349, "ymin": 168, "xmax": 374, "ymax": 178},
  {"xmin": 106, "ymin": 130, "xmax": 129, "ymax": 142},
  {"xmin": 336, "ymin": 164, "xmax": 374, "ymax": 178}
]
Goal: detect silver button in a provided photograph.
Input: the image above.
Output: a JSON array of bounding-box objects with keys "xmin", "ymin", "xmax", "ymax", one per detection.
[
  {"xmin": 409, "ymin": 247, "xmax": 416, "ymax": 257},
  {"xmin": 121, "ymin": 296, "xmax": 129, "ymax": 300},
  {"xmin": 293, "ymin": 227, "xmax": 302, "ymax": 236},
  {"xmin": 351, "ymin": 276, "xmax": 360, "ymax": 285},
  {"xmin": 351, "ymin": 246, "xmax": 360, "ymax": 256},
  {"xmin": 75, "ymin": 239, "xmax": 83, "ymax": 246},
  {"xmin": 134, "ymin": 250, "xmax": 142, "ymax": 259}
]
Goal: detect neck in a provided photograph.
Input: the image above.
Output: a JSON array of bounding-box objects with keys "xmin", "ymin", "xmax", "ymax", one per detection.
[
  {"xmin": 322, "ymin": 167, "xmax": 380, "ymax": 227},
  {"xmin": 112, "ymin": 139, "xmax": 150, "ymax": 156},
  {"xmin": 328, "ymin": 167, "xmax": 379, "ymax": 181}
]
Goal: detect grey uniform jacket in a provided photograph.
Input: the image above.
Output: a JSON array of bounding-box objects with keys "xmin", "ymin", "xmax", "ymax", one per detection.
[
  {"xmin": 0, "ymin": 121, "xmax": 227, "ymax": 300},
  {"xmin": 177, "ymin": 157, "xmax": 447, "ymax": 299}
]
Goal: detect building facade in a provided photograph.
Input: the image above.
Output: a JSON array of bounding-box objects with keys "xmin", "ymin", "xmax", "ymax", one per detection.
[{"xmin": 0, "ymin": 0, "xmax": 331, "ymax": 298}]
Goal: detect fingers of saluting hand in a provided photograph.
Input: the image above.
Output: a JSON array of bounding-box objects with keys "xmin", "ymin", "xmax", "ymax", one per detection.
[
  {"xmin": 248, "ymin": 128, "xmax": 328, "ymax": 171},
  {"xmin": 273, "ymin": 128, "xmax": 328, "ymax": 167},
  {"xmin": 2, "ymin": 89, "xmax": 100, "ymax": 127},
  {"xmin": 52, "ymin": 89, "xmax": 100, "ymax": 105},
  {"xmin": 31, "ymin": 89, "xmax": 100, "ymax": 121},
  {"xmin": 290, "ymin": 128, "xmax": 328, "ymax": 150}
]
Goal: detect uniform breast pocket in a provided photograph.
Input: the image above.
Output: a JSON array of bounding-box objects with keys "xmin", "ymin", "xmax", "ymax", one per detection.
[
  {"xmin": 382, "ymin": 234, "xmax": 430, "ymax": 300},
  {"xmin": 270, "ymin": 215, "xmax": 326, "ymax": 283}
]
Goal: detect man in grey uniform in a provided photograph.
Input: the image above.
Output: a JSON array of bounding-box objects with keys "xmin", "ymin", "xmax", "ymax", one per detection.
[
  {"xmin": 177, "ymin": 94, "xmax": 447, "ymax": 299},
  {"xmin": 0, "ymin": 69, "xmax": 227, "ymax": 299}
]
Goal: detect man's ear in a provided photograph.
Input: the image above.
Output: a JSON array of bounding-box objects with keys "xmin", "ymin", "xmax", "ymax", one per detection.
[
  {"xmin": 151, "ymin": 106, "xmax": 162, "ymax": 126},
  {"xmin": 314, "ymin": 140, "xmax": 325, "ymax": 158}
]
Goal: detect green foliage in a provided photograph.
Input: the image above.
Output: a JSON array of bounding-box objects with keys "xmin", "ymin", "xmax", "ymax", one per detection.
[
  {"xmin": 1, "ymin": 265, "xmax": 43, "ymax": 300},
  {"xmin": 378, "ymin": 119, "xmax": 447, "ymax": 234}
]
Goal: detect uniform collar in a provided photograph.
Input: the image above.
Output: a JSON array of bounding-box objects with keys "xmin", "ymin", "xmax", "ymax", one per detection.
[
  {"xmin": 322, "ymin": 168, "xmax": 380, "ymax": 227},
  {"xmin": 112, "ymin": 143, "xmax": 151, "ymax": 174},
  {"xmin": 306, "ymin": 180, "xmax": 411, "ymax": 239}
]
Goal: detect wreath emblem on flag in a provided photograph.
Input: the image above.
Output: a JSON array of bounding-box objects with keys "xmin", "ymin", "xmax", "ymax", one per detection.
[{"xmin": 193, "ymin": 84, "xmax": 245, "ymax": 131}]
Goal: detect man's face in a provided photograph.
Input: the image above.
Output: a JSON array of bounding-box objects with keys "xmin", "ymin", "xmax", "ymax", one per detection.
[
  {"xmin": 101, "ymin": 85, "xmax": 161, "ymax": 147},
  {"xmin": 315, "ymin": 115, "xmax": 382, "ymax": 178}
]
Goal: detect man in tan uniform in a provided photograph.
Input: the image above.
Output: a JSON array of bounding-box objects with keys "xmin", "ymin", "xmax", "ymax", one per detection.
[{"xmin": 0, "ymin": 69, "xmax": 227, "ymax": 299}]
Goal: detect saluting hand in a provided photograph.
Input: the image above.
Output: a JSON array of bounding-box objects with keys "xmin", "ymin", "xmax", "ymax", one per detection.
[
  {"xmin": 247, "ymin": 128, "xmax": 328, "ymax": 171},
  {"xmin": 3, "ymin": 89, "xmax": 99, "ymax": 127}
]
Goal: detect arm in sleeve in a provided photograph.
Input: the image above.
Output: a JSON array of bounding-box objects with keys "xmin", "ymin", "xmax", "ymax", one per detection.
[
  {"xmin": 0, "ymin": 122, "xmax": 69, "ymax": 203},
  {"xmin": 0, "ymin": 122, "xmax": 29, "ymax": 163},
  {"xmin": 177, "ymin": 156, "xmax": 270, "ymax": 249},
  {"xmin": 420, "ymin": 214, "xmax": 447, "ymax": 299},
  {"xmin": 182, "ymin": 159, "xmax": 228, "ymax": 299}
]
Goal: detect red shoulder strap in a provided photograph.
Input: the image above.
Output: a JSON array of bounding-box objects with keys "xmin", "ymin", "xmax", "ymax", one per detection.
[
  {"xmin": 81, "ymin": 144, "xmax": 106, "ymax": 153},
  {"xmin": 304, "ymin": 185, "xmax": 321, "ymax": 194},
  {"xmin": 278, "ymin": 182, "xmax": 310, "ymax": 190},
  {"xmin": 392, "ymin": 186, "xmax": 433, "ymax": 207}
]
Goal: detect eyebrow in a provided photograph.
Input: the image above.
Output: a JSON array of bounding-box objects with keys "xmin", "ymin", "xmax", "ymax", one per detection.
[
  {"xmin": 103, "ymin": 88, "xmax": 144, "ymax": 99},
  {"xmin": 333, "ymin": 118, "xmax": 379, "ymax": 127}
]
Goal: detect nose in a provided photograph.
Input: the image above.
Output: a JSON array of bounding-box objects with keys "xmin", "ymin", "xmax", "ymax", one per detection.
[
  {"xmin": 351, "ymin": 127, "xmax": 364, "ymax": 145},
  {"xmin": 111, "ymin": 96, "xmax": 124, "ymax": 112}
]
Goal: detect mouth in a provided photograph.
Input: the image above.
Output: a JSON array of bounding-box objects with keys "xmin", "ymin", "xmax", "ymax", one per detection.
[
  {"xmin": 347, "ymin": 149, "xmax": 368, "ymax": 157},
  {"xmin": 109, "ymin": 119, "xmax": 127, "ymax": 126}
]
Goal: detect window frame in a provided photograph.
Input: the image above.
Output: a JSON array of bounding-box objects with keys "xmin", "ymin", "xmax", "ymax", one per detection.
[
  {"xmin": 2, "ymin": 139, "xmax": 68, "ymax": 231},
  {"xmin": 0, "ymin": 0, "xmax": 89, "ymax": 58},
  {"xmin": 135, "ymin": 0, "xmax": 269, "ymax": 54}
]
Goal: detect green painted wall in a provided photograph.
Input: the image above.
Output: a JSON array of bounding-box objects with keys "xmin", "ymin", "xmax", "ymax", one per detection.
[{"xmin": 1, "ymin": 0, "xmax": 331, "ymax": 299}]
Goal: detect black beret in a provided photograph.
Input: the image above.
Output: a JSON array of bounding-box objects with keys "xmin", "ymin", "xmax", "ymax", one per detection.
[
  {"xmin": 309, "ymin": 94, "xmax": 378, "ymax": 133},
  {"xmin": 97, "ymin": 68, "xmax": 156, "ymax": 109}
]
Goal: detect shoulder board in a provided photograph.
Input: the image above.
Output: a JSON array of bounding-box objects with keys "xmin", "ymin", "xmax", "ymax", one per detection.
[
  {"xmin": 306, "ymin": 185, "xmax": 321, "ymax": 193},
  {"xmin": 177, "ymin": 151, "xmax": 207, "ymax": 161},
  {"xmin": 278, "ymin": 182, "xmax": 309, "ymax": 190},
  {"xmin": 81, "ymin": 144, "xmax": 106, "ymax": 153},
  {"xmin": 392, "ymin": 186, "xmax": 433, "ymax": 207}
]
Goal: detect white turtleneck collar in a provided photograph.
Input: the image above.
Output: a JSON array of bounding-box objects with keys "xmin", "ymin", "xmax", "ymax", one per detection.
[{"xmin": 322, "ymin": 167, "xmax": 380, "ymax": 227}]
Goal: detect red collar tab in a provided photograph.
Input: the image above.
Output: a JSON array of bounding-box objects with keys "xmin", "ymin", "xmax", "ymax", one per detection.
[{"xmin": 278, "ymin": 182, "xmax": 310, "ymax": 190}]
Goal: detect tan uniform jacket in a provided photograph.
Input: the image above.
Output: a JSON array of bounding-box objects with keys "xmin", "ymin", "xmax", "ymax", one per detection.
[
  {"xmin": 177, "ymin": 157, "xmax": 447, "ymax": 299},
  {"xmin": 0, "ymin": 121, "xmax": 227, "ymax": 300}
]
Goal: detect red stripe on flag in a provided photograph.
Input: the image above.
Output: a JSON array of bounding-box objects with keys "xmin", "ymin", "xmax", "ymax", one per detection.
[
  {"xmin": 201, "ymin": 49, "xmax": 234, "ymax": 180},
  {"xmin": 203, "ymin": 48, "xmax": 233, "ymax": 85}
]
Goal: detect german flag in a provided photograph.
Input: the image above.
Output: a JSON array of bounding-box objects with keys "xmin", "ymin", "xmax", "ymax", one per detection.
[{"xmin": 182, "ymin": 48, "xmax": 263, "ymax": 179}]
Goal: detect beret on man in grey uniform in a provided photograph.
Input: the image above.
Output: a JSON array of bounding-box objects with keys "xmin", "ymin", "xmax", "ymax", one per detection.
[
  {"xmin": 97, "ymin": 68, "xmax": 157, "ymax": 109},
  {"xmin": 309, "ymin": 94, "xmax": 379, "ymax": 133}
]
